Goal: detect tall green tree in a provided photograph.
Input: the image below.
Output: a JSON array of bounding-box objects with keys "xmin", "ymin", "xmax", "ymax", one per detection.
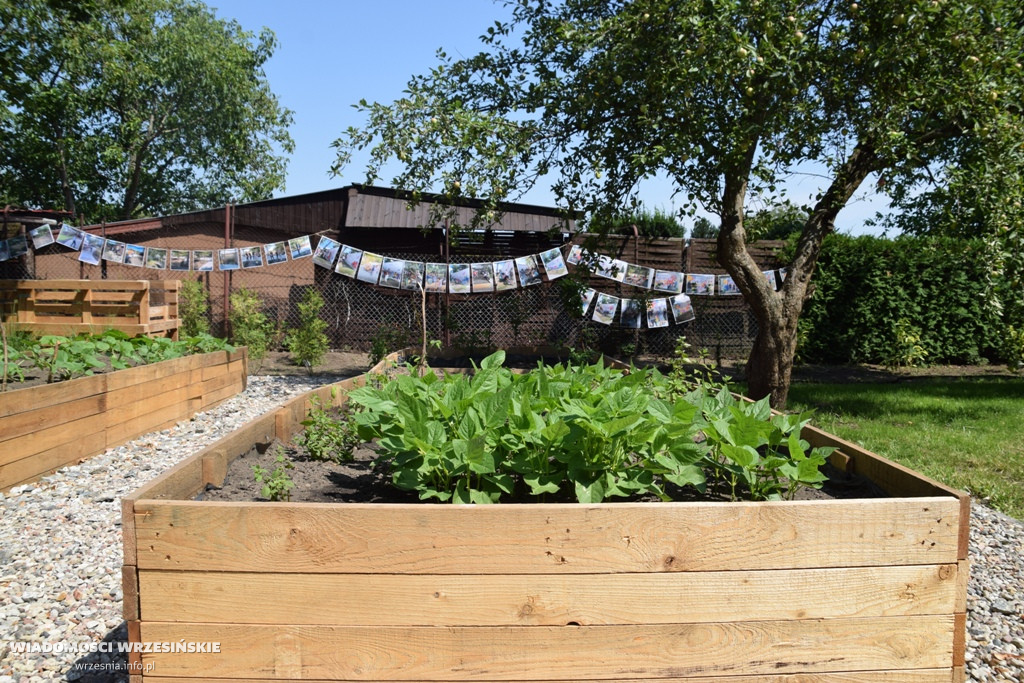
[
  {"xmin": 334, "ymin": 0, "xmax": 1024, "ymax": 407},
  {"xmin": 0, "ymin": 0, "xmax": 293, "ymax": 222}
]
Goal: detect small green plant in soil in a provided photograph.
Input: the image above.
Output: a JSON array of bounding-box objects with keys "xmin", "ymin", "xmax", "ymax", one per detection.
[
  {"xmin": 369, "ymin": 323, "xmax": 409, "ymax": 366},
  {"xmin": 347, "ymin": 351, "xmax": 833, "ymax": 504},
  {"xmin": 296, "ymin": 395, "xmax": 359, "ymax": 463},
  {"xmin": 285, "ymin": 288, "xmax": 329, "ymax": 372},
  {"xmin": 252, "ymin": 449, "xmax": 295, "ymax": 501},
  {"xmin": 229, "ymin": 288, "xmax": 276, "ymax": 371},
  {"xmin": 178, "ymin": 279, "xmax": 211, "ymax": 337}
]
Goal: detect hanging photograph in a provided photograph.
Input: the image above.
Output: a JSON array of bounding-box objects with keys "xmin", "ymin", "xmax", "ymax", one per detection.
[
  {"xmin": 470, "ymin": 263, "xmax": 495, "ymax": 292},
  {"xmin": 623, "ymin": 264, "xmax": 654, "ymax": 289},
  {"xmin": 620, "ymin": 298, "xmax": 642, "ymax": 328},
  {"xmin": 685, "ymin": 273, "xmax": 715, "ymax": 295},
  {"xmin": 538, "ymin": 247, "xmax": 568, "ymax": 280},
  {"xmin": 580, "ymin": 287, "xmax": 597, "ymax": 316},
  {"xmin": 218, "ymin": 248, "xmax": 240, "ymax": 270},
  {"xmin": 144, "ymin": 247, "xmax": 168, "ymax": 270},
  {"xmin": 592, "ymin": 293, "xmax": 618, "ymax": 325},
  {"xmin": 335, "ymin": 245, "xmax": 363, "ymax": 278},
  {"xmin": 493, "ymin": 259, "xmax": 517, "ymax": 291},
  {"xmin": 595, "ymin": 255, "xmax": 628, "ymax": 281},
  {"xmin": 424, "ymin": 263, "xmax": 448, "ymax": 292},
  {"xmin": 78, "ymin": 234, "xmax": 104, "ymax": 265},
  {"xmin": 448, "ymin": 263, "xmax": 471, "ymax": 293},
  {"xmin": 356, "ymin": 252, "xmax": 384, "ymax": 284},
  {"xmin": 763, "ymin": 269, "xmax": 778, "ymax": 290},
  {"xmin": 0, "ymin": 240, "xmax": 9, "ymax": 262},
  {"xmin": 312, "ymin": 237, "xmax": 342, "ymax": 269},
  {"xmin": 647, "ymin": 298, "xmax": 670, "ymax": 328},
  {"xmin": 193, "ymin": 250, "xmax": 215, "ymax": 272},
  {"xmin": 566, "ymin": 244, "xmax": 586, "ymax": 266},
  {"xmin": 652, "ymin": 269, "xmax": 683, "ymax": 294},
  {"xmin": 55, "ymin": 224, "xmax": 84, "ymax": 250},
  {"xmin": 670, "ymin": 293, "xmax": 696, "ymax": 323},
  {"xmin": 102, "ymin": 240, "xmax": 127, "ymax": 263},
  {"xmin": 7, "ymin": 235, "xmax": 30, "ymax": 259},
  {"xmin": 514, "ymin": 254, "xmax": 543, "ymax": 287},
  {"xmin": 400, "ymin": 260, "xmax": 425, "ymax": 291},
  {"xmin": 287, "ymin": 236, "xmax": 313, "ymax": 260},
  {"xmin": 264, "ymin": 241, "xmax": 288, "ymax": 265},
  {"xmin": 240, "ymin": 245, "xmax": 263, "ymax": 268},
  {"xmin": 379, "ymin": 257, "xmax": 405, "ymax": 288},
  {"xmin": 169, "ymin": 249, "xmax": 191, "ymax": 271},
  {"xmin": 779, "ymin": 267, "xmax": 788, "ymax": 282},
  {"xmin": 28, "ymin": 225, "xmax": 55, "ymax": 249},
  {"xmin": 124, "ymin": 244, "xmax": 146, "ymax": 267},
  {"xmin": 717, "ymin": 274, "xmax": 741, "ymax": 295}
]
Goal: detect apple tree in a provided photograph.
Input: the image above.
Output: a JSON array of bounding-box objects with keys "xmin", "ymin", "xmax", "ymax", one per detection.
[{"xmin": 334, "ymin": 0, "xmax": 1024, "ymax": 407}]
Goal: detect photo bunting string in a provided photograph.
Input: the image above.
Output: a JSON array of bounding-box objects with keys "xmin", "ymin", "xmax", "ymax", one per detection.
[
  {"xmin": 1, "ymin": 223, "xmax": 325, "ymax": 274},
  {"xmin": 2, "ymin": 227, "xmax": 777, "ymax": 328}
]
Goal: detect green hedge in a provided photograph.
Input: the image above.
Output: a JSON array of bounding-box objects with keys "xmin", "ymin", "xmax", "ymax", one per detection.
[{"xmin": 798, "ymin": 235, "xmax": 1007, "ymax": 365}]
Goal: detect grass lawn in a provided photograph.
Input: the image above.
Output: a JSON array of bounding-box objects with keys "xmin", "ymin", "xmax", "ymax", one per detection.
[{"xmin": 786, "ymin": 376, "xmax": 1024, "ymax": 520}]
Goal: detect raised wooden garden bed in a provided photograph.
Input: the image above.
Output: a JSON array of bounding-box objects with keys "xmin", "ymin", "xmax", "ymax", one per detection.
[
  {"xmin": 0, "ymin": 279, "xmax": 180, "ymax": 338},
  {"xmin": 121, "ymin": 351, "xmax": 969, "ymax": 682},
  {"xmin": 0, "ymin": 348, "xmax": 247, "ymax": 491}
]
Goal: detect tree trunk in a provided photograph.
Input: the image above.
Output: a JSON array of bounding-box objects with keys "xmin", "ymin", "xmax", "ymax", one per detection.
[
  {"xmin": 745, "ymin": 291, "xmax": 800, "ymax": 408},
  {"xmin": 731, "ymin": 142, "xmax": 879, "ymax": 410}
]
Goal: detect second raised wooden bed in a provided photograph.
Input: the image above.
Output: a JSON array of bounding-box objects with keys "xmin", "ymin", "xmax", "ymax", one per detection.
[
  {"xmin": 121, "ymin": 351, "xmax": 968, "ymax": 682},
  {"xmin": 0, "ymin": 347, "xmax": 247, "ymax": 491}
]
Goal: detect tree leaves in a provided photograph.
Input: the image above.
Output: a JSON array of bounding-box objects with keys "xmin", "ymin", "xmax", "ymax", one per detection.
[{"xmin": 0, "ymin": 0, "xmax": 293, "ymax": 220}]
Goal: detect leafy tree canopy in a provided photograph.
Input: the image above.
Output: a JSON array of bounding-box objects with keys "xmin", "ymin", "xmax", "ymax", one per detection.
[
  {"xmin": 334, "ymin": 0, "xmax": 1024, "ymax": 406},
  {"xmin": 0, "ymin": 0, "xmax": 294, "ymax": 222},
  {"xmin": 745, "ymin": 201, "xmax": 809, "ymax": 240}
]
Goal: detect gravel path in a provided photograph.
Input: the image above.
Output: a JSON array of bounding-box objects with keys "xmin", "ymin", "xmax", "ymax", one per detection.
[{"xmin": 1, "ymin": 374, "xmax": 1022, "ymax": 682}]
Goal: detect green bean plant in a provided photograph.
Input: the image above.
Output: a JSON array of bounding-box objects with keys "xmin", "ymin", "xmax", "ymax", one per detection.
[{"xmin": 347, "ymin": 351, "xmax": 833, "ymax": 504}]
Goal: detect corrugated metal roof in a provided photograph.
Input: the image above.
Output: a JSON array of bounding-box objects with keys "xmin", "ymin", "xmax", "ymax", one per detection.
[{"xmin": 77, "ymin": 185, "xmax": 574, "ymax": 236}]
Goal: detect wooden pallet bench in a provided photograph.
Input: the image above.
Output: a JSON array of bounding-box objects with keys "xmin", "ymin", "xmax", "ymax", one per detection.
[{"xmin": 0, "ymin": 279, "xmax": 180, "ymax": 339}]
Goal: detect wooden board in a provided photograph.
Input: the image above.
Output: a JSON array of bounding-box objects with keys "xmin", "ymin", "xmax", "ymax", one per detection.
[
  {"xmin": 138, "ymin": 617, "xmax": 954, "ymax": 680},
  {"xmin": 139, "ymin": 563, "xmax": 960, "ymax": 626},
  {"xmin": 132, "ymin": 497, "xmax": 961, "ymax": 573},
  {"xmin": 140, "ymin": 674, "xmax": 957, "ymax": 683},
  {"xmin": 142, "ymin": 674, "xmax": 956, "ymax": 683}
]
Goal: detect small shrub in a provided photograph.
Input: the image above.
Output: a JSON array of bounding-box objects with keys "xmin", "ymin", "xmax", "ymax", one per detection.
[
  {"xmin": 1003, "ymin": 325, "xmax": 1024, "ymax": 372},
  {"xmin": 229, "ymin": 288, "xmax": 275, "ymax": 371},
  {"xmin": 178, "ymin": 279, "xmax": 210, "ymax": 337},
  {"xmin": 297, "ymin": 395, "xmax": 359, "ymax": 463},
  {"xmin": 884, "ymin": 318, "xmax": 929, "ymax": 369},
  {"xmin": 252, "ymin": 450, "xmax": 294, "ymax": 501},
  {"xmin": 369, "ymin": 323, "xmax": 409, "ymax": 366},
  {"xmin": 284, "ymin": 289, "xmax": 329, "ymax": 372}
]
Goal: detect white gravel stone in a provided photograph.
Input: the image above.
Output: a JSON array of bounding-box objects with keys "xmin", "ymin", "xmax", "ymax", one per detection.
[{"xmin": 1, "ymin": 373, "xmax": 1022, "ymax": 682}]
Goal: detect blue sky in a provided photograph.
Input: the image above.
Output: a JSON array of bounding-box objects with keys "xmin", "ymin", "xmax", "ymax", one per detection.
[{"xmin": 210, "ymin": 0, "xmax": 886, "ymax": 234}]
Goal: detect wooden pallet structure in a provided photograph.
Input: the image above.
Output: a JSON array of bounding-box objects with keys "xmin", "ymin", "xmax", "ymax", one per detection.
[{"xmin": 0, "ymin": 279, "xmax": 180, "ymax": 338}]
